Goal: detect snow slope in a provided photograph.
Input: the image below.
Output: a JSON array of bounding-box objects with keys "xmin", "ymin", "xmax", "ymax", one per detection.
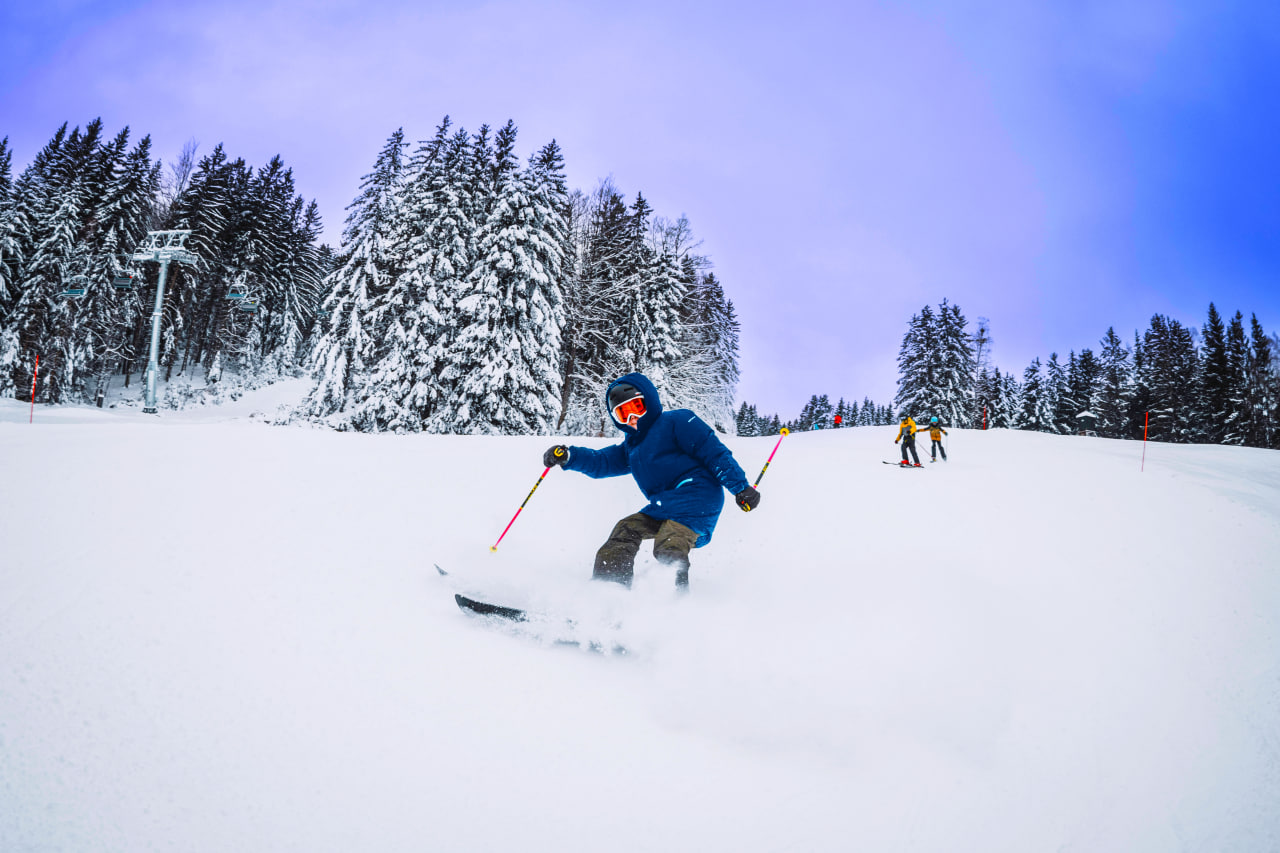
[{"xmin": 2, "ymin": 387, "xmax": 1279, "ymax": 852}]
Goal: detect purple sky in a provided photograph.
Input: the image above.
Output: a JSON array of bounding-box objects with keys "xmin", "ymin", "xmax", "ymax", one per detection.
[{"xmin": 4, "ymin": 0, "xmax": 1278, "ymax": 417}]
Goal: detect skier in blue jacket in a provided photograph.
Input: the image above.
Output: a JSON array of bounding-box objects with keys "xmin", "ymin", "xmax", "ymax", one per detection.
[{"xmin": 543, "ymin": 373, "xmax": 760, "ymax": 590}]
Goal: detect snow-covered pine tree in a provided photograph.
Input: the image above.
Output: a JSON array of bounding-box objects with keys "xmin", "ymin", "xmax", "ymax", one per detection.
[
  {"xmin": 428, "ymin": 136, "xmax": 567, "ymax": 434},
  {"xmin": 0, "ymin": 136, "xmax": 19, "ymax": 314},
  {"xmin": 993, "ymin": 371, "xmax": 1021, "ymax": 428},
  {"xmin": 557, "ymin": 181, "xmax": 630, "ymax": 432},
  {"xmin": 607, "ymin": 193, "xmax": 685, "ymax": 388},
  {"xmin": 11, "ymin": 121, "xmax": 107, "ymax": 403},
  {"xmin": 662, "ymin": 242, "xmax": 738, "ymax": 430},
  {"xmin": 933, "ymin": 300, "xmax": 976, "ymax": 426},
  {"xmin": 1223, "ymin": 311, "xmax": 1249, "ymax": 445},
  {"xmin": 1095, "ymin": 327, "xmax": 1130, "ymax": 438},
  {"xmin": 796, "ymin": 395, "xmax": 819, "ymax": 430},
  {"xmin": 1043, "ymin": 352, "xmax": 1067, "ymax": 434},
  {"xmin": 1019, "ymin": 357, "xmax": 1051, "ymax": 431},
  {"xmin": 1060, "ymin": 348, "xmax": 1101, "ymax": 434},
  {"xmin": 1, "ymin": 126, "xmax": 64, "ymax": 395},
  {"xmin": 0, "ymin": 136, "xmax": 21, "ymax": 396},
  {"xmin": 1199, "ymin": 303, "xmax": 1231, "ymax": 443},
  {"xmin": 80, "ymin": 131, "xmax": 160, "ymax": 400},
  {"xmin": 735, "ymin": 402, "xmax": 759, "ymax": 437},
  {"xmin": 1141, "ymin": 314, "xmax": 1199, "ymax": 443},
  {"xmin": 347, "ymin": 118, "xmax": 461, "ymax": 431},
  {"xmin": 301, "ymin": 129, "xmax": 407, "ymax": 425},
  {"xmin": 1126, "ymin": 330, "xmax": 1152, "ymax": 441},
  {"xmin": 894, "ymin": 305, "xmax": 935, "ymax": 417},
  {"xmin": 166, "ymin": 145, "xmax": 243, "ymax": 382},
  {"xmin": 1245, "ymin": 315, "xmax": 1277, "ymax": 448}
]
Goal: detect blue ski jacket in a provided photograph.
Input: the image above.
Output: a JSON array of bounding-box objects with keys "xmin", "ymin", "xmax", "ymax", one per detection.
[{"xmin": 564, "ymin": 373, "xmax": 750, "ymax": 547}]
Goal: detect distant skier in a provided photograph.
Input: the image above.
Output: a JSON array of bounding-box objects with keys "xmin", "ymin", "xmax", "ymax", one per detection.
[
  {"xmin": 543, "ymin": 373, "xmax": 760, "ymax": 590},
  {"xmin": 924, "ymin": 416, "xmax": 948, "ymax": 462},
  {"xmin": 894, "ymin": 414, "xmax": 922, "ymax": 467}
]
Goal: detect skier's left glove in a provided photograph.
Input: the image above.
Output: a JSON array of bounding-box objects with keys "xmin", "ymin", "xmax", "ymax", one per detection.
[
  {"xmin": 543, "ymin": 445, "xmax": 570, "ymax": 467},
  {"xmin": 735, "ymin": 485, "xmax": 761, "ymax": 512}
]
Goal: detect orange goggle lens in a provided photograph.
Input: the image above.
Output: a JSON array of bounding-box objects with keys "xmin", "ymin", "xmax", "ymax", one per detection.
[{"xmin": 613, "ymin": 397, "xmax": 646, "ymax": 424}]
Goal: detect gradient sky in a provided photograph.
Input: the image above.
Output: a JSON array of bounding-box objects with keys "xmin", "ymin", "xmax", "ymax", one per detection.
[{"xmin": 3, "ymin": 0, "xmax": 1278, "ymax": 417}]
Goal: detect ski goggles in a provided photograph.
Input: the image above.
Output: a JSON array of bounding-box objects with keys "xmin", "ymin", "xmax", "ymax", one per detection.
[{"xmin": 612, "ymin": 394, "xmax": 647, "ymax": 426}]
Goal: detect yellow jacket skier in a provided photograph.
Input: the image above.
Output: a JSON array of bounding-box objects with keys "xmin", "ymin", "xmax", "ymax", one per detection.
[
  {"xmin": 894, "ymin": 415, "xmax": 922, "ymax": 467},
  {"xmin": 922, "ymin": 416, "xmax": 948, "ymax": 462}
]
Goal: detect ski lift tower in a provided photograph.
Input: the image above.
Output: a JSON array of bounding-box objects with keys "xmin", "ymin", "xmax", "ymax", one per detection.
[{"xmin": 133, "ymin": 230, "xmax": 199, "ymax": 413}]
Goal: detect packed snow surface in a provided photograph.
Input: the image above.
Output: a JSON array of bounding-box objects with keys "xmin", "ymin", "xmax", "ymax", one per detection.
[{"xmin": 3, "ymin": 383, "xmax": 1279, "ymax": 852}]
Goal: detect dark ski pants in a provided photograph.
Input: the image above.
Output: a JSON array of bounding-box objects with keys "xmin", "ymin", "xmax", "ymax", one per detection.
[
  {"xmin": 930, "ymin": 439, "xmax": 946, "ymax": 460},
  {"xmin": 900, "ymin": 436, "xmax": 920, "ymax": 464},
  {"xmin": 593, "ymin": 512, "xmax": 699, "ymax": 589}
]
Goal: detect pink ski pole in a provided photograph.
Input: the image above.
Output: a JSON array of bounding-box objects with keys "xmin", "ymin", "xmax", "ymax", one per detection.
[
  {"xmin": 753, "ymin": 427, "xmax": 790, "ymax": 489},
  {"xmin": 491, "ymin": 452, "xmax": 564, "ymax": 552}
]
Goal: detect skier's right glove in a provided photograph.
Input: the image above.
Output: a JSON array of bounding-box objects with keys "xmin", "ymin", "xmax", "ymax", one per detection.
[
  {"xmin": 735, "ymin": 485, "xmax": 761, "ymax": 512},
  {"xmin": 543, "ymin": 445, "xmax": 570, "ymax": 468}
]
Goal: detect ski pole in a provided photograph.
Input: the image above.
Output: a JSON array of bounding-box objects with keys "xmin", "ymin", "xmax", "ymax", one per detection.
[
  {"xmin": 753, "ymin": 427, "xmax": 790, "ymax": 488},
  {"xmin": 491, "ymin": 464, "xmax": 555, "ymax": 552}
]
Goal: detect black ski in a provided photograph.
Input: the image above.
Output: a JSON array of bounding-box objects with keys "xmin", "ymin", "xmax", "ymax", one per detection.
[
  {"xmin": 455, "ymin": 593, "xmax": 528, "ymax": 622},
  {"xmin": 451, "ymin": 592, "xmax": 628, "ymax": 656}
]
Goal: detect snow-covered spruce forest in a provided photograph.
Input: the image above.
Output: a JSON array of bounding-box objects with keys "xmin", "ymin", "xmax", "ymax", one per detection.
[
  {"xmin": 738, "ymin": 299, "xmax": 1280, "ymax": 450},
  {"xmin": 303, "ymin": 121, "xmax": 738, "ymax": 435},
  {"xmin": 0, "ymin": 121, "xmax": 327, "ymax": 406},
  {"xmin": 0, "ymin": 119, "xmax": 739, "ymax": 435}
]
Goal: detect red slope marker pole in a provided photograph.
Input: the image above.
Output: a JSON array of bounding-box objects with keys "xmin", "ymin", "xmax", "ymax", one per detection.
[
  {"xmin": 29, "ymin": 355, "xmax": 39, "ymax": 424},
  {"xmin": 1140, "ymin": 411, "xmax": 1149, "ymax": 472},
  {"xmin": 490, "ymin": 465, "xmax": 554, "ymax": 552},
  {"xmin": 753, "ymin": 427, "xmax": 790, "ymax": 489}
]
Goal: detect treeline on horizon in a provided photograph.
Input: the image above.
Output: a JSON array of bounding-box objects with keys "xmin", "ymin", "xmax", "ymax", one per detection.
[
  {"xmin": 740, "ymin": 299, "xmax": 1280, "ymax": 449},
  {"xmin": 0, "ymin": 121, "xmax": 329, "ymax": 404},
  {"xmin": 302, "ymin": 119, "xmax": 740, "ymax": 435}
]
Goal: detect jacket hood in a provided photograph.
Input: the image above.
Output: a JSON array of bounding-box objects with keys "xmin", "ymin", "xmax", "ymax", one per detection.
[{"xmin": 607, "ymin": 372, "xmax": 663, "ymax": 438}]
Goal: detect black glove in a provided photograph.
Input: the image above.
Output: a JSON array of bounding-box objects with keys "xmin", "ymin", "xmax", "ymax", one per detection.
[
  {"xmin": 543, "ymin": 445, "xmax": 570, "ymax": 467},
  {"xmin": 735, "ymin": 485, "xmax": 761, "ymax": 512}
]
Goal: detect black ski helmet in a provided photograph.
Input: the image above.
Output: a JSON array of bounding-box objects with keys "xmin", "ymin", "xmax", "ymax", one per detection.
[{"xmin": 608, "ymin": 381, "xmax": 643, "ymax": 412}]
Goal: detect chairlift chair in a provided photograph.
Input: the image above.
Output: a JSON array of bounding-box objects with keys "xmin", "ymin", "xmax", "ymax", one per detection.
[
  {"xmin": 226, "ymin": 284, "xmax": 249, "ymax": 300},
  {"xmin": 60, "ymin": 275, "xmax": 89, "ymax": 298},
  {"xmin": 112, "ymin": 272, "xmax": 136, "ymax": 290},
  {"xmin": 238, "ymin": 297, "xmax": 260, "ymax": 313}
]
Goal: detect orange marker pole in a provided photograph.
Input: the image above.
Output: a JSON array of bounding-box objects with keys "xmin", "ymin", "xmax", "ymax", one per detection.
[
  {"xmin": 1140, "ymin": 411, "xmax": 1149, "ymax": 472},
  {"xmin": 29, "ymin": 355, "xmax": 39, "ymax": 424}
]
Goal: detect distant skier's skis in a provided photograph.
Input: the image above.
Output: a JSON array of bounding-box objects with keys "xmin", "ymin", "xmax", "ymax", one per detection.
[{"xmin": 883, "ymin": 461, "xmax": 924, "ymax": 467}]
